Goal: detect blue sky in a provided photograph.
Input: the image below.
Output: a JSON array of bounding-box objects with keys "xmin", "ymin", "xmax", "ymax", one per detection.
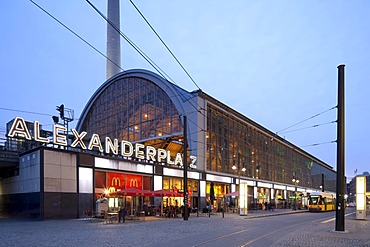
[{"xmin": 1, "ymin": 0, "xmax": 369, "ymax": 181}]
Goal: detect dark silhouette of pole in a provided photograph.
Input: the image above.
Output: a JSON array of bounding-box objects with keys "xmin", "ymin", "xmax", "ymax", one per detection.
[
  {"xmin": 335, "ymin": 64, "xmax": 345, "ymax": 232},
  {"xmin": 183, "ymin": 115, "xmax": 188, "ymax": 221}
]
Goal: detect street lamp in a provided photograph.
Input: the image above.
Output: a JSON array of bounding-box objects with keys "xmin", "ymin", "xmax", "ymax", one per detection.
[
  {"xmin": 254, "ymin": 165, "xmax": 260, "ymax": 210},
  {"xmin": 292, "ymin": 176, "xmax": 299, "ymax": 210},
  {"xmin": 232, "ymin": 158, "xmax": 246, "ymax": 185},
  {"xmin": 232, "ymin": 156, "xmax": 246, "ymax": 214}
]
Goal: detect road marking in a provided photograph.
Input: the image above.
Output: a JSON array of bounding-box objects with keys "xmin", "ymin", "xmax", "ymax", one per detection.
[
  {"xmin": 321, "ymin": 212, "xmax": 355, "ymax": 224},
  {"xmin": 193, "ymin": 227, "xmax": 258, "ymax": 247}
]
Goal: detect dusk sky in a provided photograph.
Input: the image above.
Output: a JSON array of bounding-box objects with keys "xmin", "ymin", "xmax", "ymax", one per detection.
[{"xmin": 1, "ymin": 1, "xmax": 369, "ymax": 181}]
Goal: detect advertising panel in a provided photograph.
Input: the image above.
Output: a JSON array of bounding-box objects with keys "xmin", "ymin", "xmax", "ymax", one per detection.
[{"xmin": 356, "ymin": 176, "xmax": 366, "ymax": 220}]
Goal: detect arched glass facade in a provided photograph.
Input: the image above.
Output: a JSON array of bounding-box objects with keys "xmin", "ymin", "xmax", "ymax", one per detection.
[{"xmin": 80, "ymin": 76, "xmax": 182, "ymax": 143}]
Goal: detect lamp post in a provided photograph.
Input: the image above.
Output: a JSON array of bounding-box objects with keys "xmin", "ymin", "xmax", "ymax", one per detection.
[
  {"xmin": 255, "ymin": 165, "xmax": 260, "ymax": 209},
  {"xmin": 232, "ymin": 155, "xmax": 246, "ymax": 214},
  {"xmin": 292, "ymin": 176, "xmax": 299, "ymax": 210}
]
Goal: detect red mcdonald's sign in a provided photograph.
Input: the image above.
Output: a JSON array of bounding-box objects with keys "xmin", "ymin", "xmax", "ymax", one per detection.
[
  {"xmin": 107, "ymin": 173, "xmax": 125, "ymax": 191},
  {"xmin": 106, "ymin": 173, "xmax": 143, "ymax": 190},
  {"xmin": 125, "ymin": 174, "xmax": 142, "ymax": 189}
]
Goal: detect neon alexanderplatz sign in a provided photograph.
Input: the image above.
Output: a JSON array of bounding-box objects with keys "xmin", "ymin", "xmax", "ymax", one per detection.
[{"xmin": 8, "ymin": 117, "xmax": 197, "ymax": 167}]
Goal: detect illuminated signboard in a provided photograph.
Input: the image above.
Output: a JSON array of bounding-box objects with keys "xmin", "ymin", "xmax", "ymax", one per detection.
[
  {"xmin": 239, "ymin": 183, "xmax": 248, "ymax": 216},
  {"xmin": 8, "ymin": 117, "xmax": 197, "ymax": 168},
  {"xmin": 356, "ymin": 176, "xmax": 366, "ymax": 220}
]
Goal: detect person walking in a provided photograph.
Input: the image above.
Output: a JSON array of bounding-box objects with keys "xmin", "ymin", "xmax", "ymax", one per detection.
[
  {"xmin": 122, "ymin": 207, "xmax": 127, "ymax": 222},
  {"xmin": 119, "ymin": 207, "xmax": 127, "ymax": 223},
  {"xmin": 118, "ymin": 207, "xmax": 123, "ymax": 223}
]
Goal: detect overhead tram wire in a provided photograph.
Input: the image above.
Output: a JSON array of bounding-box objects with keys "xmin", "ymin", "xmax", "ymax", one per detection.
[
  {"xmin": 276, "ymin": 106, "xmax": 337, "ymax": 135},
  {"xmin": 278, "ymin": 120, "xmax": 337, "ymax": 135},
  {"xmin": 301, "ymin": 140, "xmax": 336, "ymax": 148},
  {"xmin": 129, "ymin": 0, "xmax": 201, "ymax": 90},
  {"xmin": 0, "ymin": 107, "xmax": 53, "ymax": 117},
  {"xmin": 30, "ymin": 0, "xmax": 124, "ymax": 73}
]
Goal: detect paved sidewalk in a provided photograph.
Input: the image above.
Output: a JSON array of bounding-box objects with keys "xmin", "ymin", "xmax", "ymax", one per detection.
[
  {"xmin": 273, "ymin": 212, "xmax": 370, "ymax": 247},
  {"xmin": 0, "ymin": 208, "xmax": 368, "ymax": 247}
]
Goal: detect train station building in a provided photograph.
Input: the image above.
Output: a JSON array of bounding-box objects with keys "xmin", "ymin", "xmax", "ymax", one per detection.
[
  {"xmin": 0, "ymin": 68, "xmax": 336, "ymax": 219},
  {"xmin": 0, "ymin": 0, "xmax": 337, "ymax": 219}
]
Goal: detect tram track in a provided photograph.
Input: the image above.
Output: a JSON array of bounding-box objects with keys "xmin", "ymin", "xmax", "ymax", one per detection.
[
  {"xmin": 192, "ymin": 221, "xmax": 303, "ymax": 247},
  {"xmin": 192, "ymin": 227, "xmax": 259, "ymax": 247},
  {"xmin": 238, "ymin": 221, "xmax": 303, "ymax": 247}
]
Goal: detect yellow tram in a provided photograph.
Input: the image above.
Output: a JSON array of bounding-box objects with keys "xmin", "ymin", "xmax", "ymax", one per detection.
[{"xmin": 308, "ymin": 192, "xmax": 336, "ymax": 212}]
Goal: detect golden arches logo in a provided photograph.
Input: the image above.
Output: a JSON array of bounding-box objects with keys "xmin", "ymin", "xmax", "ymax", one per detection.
[
  {"xmin": 130, "ymin": 179, "xmax": 138, "ymax": 188},
  {"xmin": 108, "ymin": 186, "xmax": 116, "ymax": 193},
  {"xmin": 111, "ymin": 177, "xmax": 121, "ymax": 187}
]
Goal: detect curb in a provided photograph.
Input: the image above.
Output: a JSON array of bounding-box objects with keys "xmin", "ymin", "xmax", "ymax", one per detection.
[{"xmin": 245, "ymin": 210, "xmax": 309, "ymax": 219}]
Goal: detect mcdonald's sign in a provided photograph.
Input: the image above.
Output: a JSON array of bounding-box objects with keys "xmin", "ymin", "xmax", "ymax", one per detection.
[
  {"xmin": 108, "ymin": 186, "xmax": 116, "ymax": 194},
  {"xmin": 129, "ymin": 179, "xmax": 139, "ymax": 188},
  {"xmin": 107, "ymin": 173, "xmax": 125, "ymax": 191},
  {"xmin": 106, "ymin": 172, "xmax": 142, "ymax": 189},
  {"xmin": 111, "ymin": 177, "xmax": 121, "ymax": 187},
  {"xmin": 125, "ymin": 174, "xmax": 142, "ymax": 189}
]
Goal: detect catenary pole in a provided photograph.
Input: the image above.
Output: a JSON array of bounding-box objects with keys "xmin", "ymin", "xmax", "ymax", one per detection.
[
  {"xmin": 183, "ymin": 115, "xmax": 188, "ymax": 220},
  {"xmin": 335, "ymin": 64, "xmax": 345, "ymax": 231}
]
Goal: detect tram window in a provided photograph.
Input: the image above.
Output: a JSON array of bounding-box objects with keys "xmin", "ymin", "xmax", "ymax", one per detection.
[{"xmin": 310, "ymin": 196, "xmax": 319, "ymax": 204}]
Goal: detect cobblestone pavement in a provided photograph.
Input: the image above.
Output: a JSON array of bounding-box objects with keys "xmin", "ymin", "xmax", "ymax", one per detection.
[
  {"xmin": 0, "ymin": 209, "xmax": 368, "ymax": 247},
  {"xmin": 273, "ymin": 212, "xmax": 370, "ymax": 247}
]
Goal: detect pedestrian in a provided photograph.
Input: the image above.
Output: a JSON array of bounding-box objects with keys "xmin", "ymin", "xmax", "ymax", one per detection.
[
  {"xmin": 122, "ymin": 207, "xmax": 127, "ymax": 222},
  {"xmin": 118, "ymin": 207, "xmax": 123, "ymax": 223},
  {"xmin": 119, "ymin": 206, "xmax": 127, "ymax": 223}
]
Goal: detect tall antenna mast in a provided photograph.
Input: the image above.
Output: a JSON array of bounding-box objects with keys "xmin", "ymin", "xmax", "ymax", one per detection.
[{"xmin": 106, "ymin": 0, "xmax": 121, "ymax": 79}]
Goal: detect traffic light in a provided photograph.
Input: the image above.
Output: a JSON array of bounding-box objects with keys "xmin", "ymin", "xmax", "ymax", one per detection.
[
  {"xmin": 56, "ymin": 104, "xmax": 64, "ymax": 119},
  {"xmin": 52, "ymin": 116, "xmax": 59, "ymax": 124}
]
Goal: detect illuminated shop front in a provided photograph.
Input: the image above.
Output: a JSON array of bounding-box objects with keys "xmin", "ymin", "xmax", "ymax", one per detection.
[{"xmin": 95, "ymin": 171, "xmax": 151, "ymax": 214}]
